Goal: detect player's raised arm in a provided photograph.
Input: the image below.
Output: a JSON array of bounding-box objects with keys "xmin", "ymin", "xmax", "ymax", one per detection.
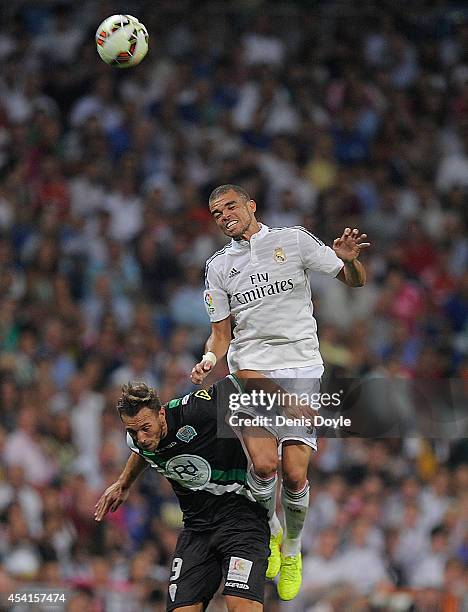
[
  {"xmin": 333, "ymin": 227, "xmax": 370, "ymax": 287},
  {"xmin": 94, "ymin": 452, "xmax": 147, "ymax": 521},
  {"xmin": 191, "ymin": 317, "xmax": 232, "ymax": 384},
  {"xmin": 192, "ymin": 240, "xmax": 233, "ymax": 384}
]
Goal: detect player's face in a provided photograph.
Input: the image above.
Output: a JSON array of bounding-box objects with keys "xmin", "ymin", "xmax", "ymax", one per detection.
[
  {"xmin": 122, "ymin": 407, "xmax": 167, "ymax": 452},
  {"xmin": 209, "ymin": 190, "xmax": 257, "ymax": 240}
]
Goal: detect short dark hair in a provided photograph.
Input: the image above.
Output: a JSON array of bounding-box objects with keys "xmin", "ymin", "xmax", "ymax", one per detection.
[
  {"xmin": 430, "ymin": 525, "xmax": 448, "ymax": 540},
  {"xmin": 209, "ymin": 184, "xmax": 251, "ymax": 205},
  {"xmin": 117, "ymin": 382, "xmax": 162, "ymax": 418}
]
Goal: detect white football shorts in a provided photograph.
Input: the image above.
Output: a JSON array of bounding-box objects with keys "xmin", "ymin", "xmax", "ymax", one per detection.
[{"xmin": 232, "ymin": 364, "xmax": 324, "ymax": 451}]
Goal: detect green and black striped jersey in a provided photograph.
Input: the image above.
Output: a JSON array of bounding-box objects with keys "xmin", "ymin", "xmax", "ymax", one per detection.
[{"xmin": 126, "ymin": 376, "xmax": 264, "ymax": 529}]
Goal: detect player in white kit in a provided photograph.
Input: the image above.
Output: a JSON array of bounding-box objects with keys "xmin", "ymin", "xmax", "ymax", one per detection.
[{"xmin": 191, "ymin": 185, "xmax": 369, "ymax": 600}]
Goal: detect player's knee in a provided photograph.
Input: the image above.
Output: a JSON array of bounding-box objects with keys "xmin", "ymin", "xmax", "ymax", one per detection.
[
  {"xmin": 251, "ymin": 456, "xmax": 278, "ymax": 480},
  {"xmin": 282, "ymin": 470, "xmax": 308, "ymax": 492}
]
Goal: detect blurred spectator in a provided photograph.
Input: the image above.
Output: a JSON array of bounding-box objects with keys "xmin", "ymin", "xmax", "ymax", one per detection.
[
  {"xmin": 335, "ymin": 519, "xmax": 390, "ymax": 594},
  {"xmin": 393, "ymin": 502, "xmax": 428, "ymax": 583},
  {"xmin": 2, "ymin": 406, "xmax": 56, "ymax": 486},
  {"xmin": 0, "ymin": 2, "xmax": 466, "ymax": 610},
  {"xmin": 110, "ymin": 341, "xmax": 158, "ymax": 389},
  {"xmin": 411, "ymin": 525, "xmax": 450, "ymax": 588},
  {"xmin": 301, "ymin": 529, "xmax": 344, "ymax": 605}
]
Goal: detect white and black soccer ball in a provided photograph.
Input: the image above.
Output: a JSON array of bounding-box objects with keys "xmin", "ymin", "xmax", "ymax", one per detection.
[{"xmin": 96, "ymin": 14, "xmax": 148, "ymax": 68}]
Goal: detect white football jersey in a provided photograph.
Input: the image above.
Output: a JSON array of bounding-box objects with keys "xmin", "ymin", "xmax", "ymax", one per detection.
[{"xmin": 204, "ymin": 224, "xmax": 343, "ymax": 371}]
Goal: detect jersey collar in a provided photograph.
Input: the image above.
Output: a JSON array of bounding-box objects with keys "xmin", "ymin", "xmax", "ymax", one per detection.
[{"xmin": 229, "ymin": 223, "xmax": 269, "ymax": 251}]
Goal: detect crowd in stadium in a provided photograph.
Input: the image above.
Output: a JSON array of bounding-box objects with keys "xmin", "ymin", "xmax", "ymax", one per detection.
[{"xmin": 0, "ymin": 1, "xmax": 467, "ymax": 610}]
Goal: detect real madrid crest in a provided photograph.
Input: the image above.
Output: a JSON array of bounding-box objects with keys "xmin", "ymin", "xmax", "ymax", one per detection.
[{"xmin": 273, "ymin": 247, "xmax": 286, "ymax": 263}]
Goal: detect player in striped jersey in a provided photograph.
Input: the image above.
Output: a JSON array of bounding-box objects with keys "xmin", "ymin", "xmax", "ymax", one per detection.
[
  {"xmin": 191, "ymin": 184, "xmax": 370, "ymax": 600},
  {"xmin": 95, "ymin": 377, "xmax": 270, "ymax": 611}
]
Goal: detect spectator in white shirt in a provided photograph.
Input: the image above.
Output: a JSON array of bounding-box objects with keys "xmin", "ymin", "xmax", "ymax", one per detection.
[
  {"xmin": 301, "ymin": 528, "xmax": 345, "ymax": 606},
  {"xmin": 67, "ymin": 373, "xmax": 105, "ymax": 486},
  {"xmin": 411, "ymin": 525, "xmax": 449, "ymax": 588},
  {"xmin": 242, "ymin": 15, "xmax": 286, "ymax": 67},
  {"xmin": 394, "ymin": 502, "xmax": 429, "ymax": 583},
  {"xmin": 336, "ymin": 519, "xmax": 391, "ymax": 594},
  {"xmin": 420, "ymin": 468, "xmax": 452, "ymax": 532},
  {"xmin": 0, "ymin": 464, "xmax": 43, "ymax": 538}
]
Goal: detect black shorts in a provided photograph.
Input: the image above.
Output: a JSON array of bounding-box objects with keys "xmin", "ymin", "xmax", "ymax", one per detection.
[{"xmin": 166, "ymin": 503, "xmax": 269, "ymax": 611}]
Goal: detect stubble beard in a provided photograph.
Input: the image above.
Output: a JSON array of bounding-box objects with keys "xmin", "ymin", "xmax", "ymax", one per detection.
[{"xmin": 230, "ymin": 217, "xmax": 254, "ymax": 241}]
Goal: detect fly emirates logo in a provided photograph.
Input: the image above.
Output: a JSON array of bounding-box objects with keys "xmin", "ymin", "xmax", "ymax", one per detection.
[{"xmin": 232, "ymin": 272, "xmax": 294, "ymax": 305}]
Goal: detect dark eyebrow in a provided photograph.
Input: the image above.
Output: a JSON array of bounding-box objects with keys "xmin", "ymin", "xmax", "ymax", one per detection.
[
  {"xmin": 126, "ymin": 423, "xmax": 149, "ymax": 434},
  {"xmin": 210, "ymin": 201, "xmax": 236, "ymax": 215},
  {"xmin": 126, "ymin": 421, "xmax": 151, "ymax": 433}
]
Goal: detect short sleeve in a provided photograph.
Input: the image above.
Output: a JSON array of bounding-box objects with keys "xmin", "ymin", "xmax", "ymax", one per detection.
[
  {"xmin": 211, "ymin": 376, "xmax": 238, "ymax": 414},
  {"xmin": 296, "ymin": 227, "xmax": 343, "ymax": 277},
  {"xmin": 211, "ymin": 377, "xmax": 239, "ymax": 437},
  {"xmin": 204, "ymin": 261, "xmax": 231, "ymax": 322},
  {"xmin": 181, "ymin": 379, "xmax": 235, "ymax": 427},
  {"xmin": 180, "ymin": 378, "xmax": 237, "ymax": 438}
]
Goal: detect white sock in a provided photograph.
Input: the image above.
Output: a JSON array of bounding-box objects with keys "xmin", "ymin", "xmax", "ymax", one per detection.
[
  {"xmin": 269, "ymin": 512, "xmax": 282, "ymax": 538},
  {"xmin": 246, "ymin": 467, "xmax": 278, "ymax": 522},
  {"xmin": 281, "ymin": 483, "xmax": 309, "ymax": 557}
]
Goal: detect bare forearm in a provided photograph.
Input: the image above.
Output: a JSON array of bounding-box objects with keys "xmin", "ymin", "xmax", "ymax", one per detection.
[
  {"xmin": 343, "ymin": 260, "xmax": 366, "ymax": 287},
  {"xmin": 118, "ymin": 453, "xmax": 148, "ymax": 489},
  {"xmin": 205, "ymin": 331, "xmax": 231, "ymax": 360},
  {"xmin": 191, "ymin": 319, "xmax": 232, "ymax": 383}
]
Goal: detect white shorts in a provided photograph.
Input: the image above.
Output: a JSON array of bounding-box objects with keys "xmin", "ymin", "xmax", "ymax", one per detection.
[{"xmin": 232, "ymin": 364, "xmax": 324, "ymax": 451}]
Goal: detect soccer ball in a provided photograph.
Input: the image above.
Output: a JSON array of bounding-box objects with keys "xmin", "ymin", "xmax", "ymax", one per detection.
[{"xmin": 96, "ymin": 15, "xmax": 148, "ymax": 68}]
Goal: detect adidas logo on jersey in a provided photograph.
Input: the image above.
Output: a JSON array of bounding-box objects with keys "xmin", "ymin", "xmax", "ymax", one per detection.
[{"xmin": 228, "ymin": 267, "xmax": 240, "ymax": 278}]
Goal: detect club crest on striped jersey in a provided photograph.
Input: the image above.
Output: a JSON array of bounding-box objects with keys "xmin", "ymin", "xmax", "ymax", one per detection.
[
  {"xmin": 273, "ymin": 247, "xmax": 286, "ymax": 263},
  {"xmin": 176, "ymin": 425, "xmax": 197, "ymax": 443},
  {"xmin": 165, "ymin": 454, "xmax": 211, "ymax": 489}
]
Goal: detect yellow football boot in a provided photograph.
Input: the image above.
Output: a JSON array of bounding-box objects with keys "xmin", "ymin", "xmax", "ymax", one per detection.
[
  {"xmin": 277, "ymin": 552, "xmax": 302, "ymax": 600},
  {"xmin": 266, "ymin": 528, "xmax": 283, "ymax": 579}
]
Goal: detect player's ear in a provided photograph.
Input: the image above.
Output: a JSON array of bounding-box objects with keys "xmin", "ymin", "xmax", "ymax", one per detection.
[{"xmin": 248, "ymin": 199, "xmax": 257, "ymax": 213}]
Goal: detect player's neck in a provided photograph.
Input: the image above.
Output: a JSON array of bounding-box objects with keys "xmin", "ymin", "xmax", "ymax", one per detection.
[
  {"xmin": 153, "ymin": 419, "xmax": 168, "ymax": 450},
  {"xmin": 237, "ymin": 220, "xmax": 261, "ymax": 242}
]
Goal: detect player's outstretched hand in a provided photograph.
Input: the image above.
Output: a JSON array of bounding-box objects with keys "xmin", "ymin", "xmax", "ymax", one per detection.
[
  {"xmin": 94, "ymin": 481, "xmax": 130, "ymax": 521},
  {"xmin": 333, "ymin": 227, "xmax": 370, "ymax": 263},
  {"xmin": 190, "ymin": 359, "xmax": 213, "ymax": 384}
]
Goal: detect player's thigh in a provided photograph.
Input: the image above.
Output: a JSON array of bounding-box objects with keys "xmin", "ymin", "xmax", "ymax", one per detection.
[
  {"xmin": 216, "ymin": 504, "xmax": 270, "ymax": 604},
  {"xmin": 281, "ymin": 441, "xmax": 312, "ymax": 490},
  {"xmin": 225, "ymin": 595, "xmax": 263, "ymax": 611},
  {"xmin": 167, "ymin": 529, "xmax": 221, "ymax": 612},
  {"xmin": 258, "ymin": 364, "xmax": 322, "ymax": 459},
  {"xmin": 241, "ymin": 425, "xmax": 278, "ymax": 477}
]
